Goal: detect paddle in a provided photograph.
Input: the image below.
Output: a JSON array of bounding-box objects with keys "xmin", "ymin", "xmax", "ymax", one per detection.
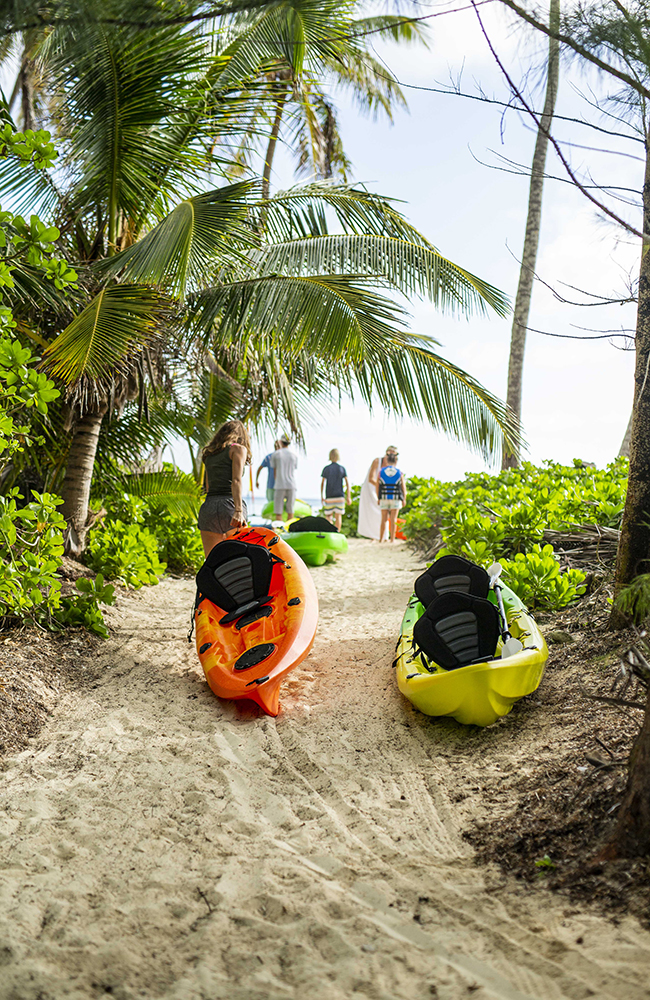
[{"xmin": 487, "ymin": 562, "xmax": 523, "ymax": 658}]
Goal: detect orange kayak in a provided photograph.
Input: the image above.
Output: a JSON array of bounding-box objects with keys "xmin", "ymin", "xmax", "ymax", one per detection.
[{"xmin": 194, "ymin": 526, "xmax": 318, "ymax": 716}]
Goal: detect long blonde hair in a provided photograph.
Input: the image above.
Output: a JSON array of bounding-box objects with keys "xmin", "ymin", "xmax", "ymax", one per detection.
[{"xmin": 202, "ymin": 420, "xmax": 252, "ymax": 464}]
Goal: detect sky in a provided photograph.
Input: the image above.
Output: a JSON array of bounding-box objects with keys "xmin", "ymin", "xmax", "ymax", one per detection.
[{"xmin": 212, "ymin": 0, "xmax": 637, "ymax": 501}]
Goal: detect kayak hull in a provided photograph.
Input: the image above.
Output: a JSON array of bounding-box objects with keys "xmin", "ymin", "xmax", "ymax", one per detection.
[
  {"xmin": 283, "ymin": 530, "xmax": 348, "ymax": 566},
  {"xmin": 395, "ymin": 583, "xmax": 548, "ymax": 726},
  {"xmin": 195, "ymin": 527, "xmax": 318, "ymax": 716},
  {"xmin": 261, "ymin": 498, "xmax": 312, "ymax": 521}
]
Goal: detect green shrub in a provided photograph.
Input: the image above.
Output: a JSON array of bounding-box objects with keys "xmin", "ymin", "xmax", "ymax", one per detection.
[
  {"xmin": 403, "ymin": 460, "xmax": 617, "ymax": 611},
  {"xmin": 88, "ymin": 488, "xmax": 203, "ymax": 577},
  {"xmin": 86, "ymin": 517, "xmax": 166, "ymax": 588},
  {"xmin": 0, "ymin": 489, "xmax": 114, "ymax": 635},
  {"xmin": 339, "ymin": 485, "xmax": 361, "ymax": 537},
  {"xmin": 57, "ymin": 574, "xmax": 116, "ymax": 639},
  {"xmin": 403, "ymin": 459, "xmax": 627, "ymax": 560},
  {"xmin": 140, "ymin": 506, "xmax": 203, "ymax": 573},
  {"xmin": 500, "ymin": 544, "xmax": 587, "ymax": 611}
]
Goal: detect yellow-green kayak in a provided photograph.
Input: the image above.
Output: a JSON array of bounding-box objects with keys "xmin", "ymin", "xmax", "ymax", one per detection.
[{"xmin": 395, "ymin": 582, "xmax": 548, "ymax": 727}]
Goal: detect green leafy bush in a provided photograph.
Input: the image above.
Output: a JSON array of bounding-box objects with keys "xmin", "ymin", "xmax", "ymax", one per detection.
[
  {"xmin": 403, "ymin": 459, "xmax": 627, "ymax": 561},
  {"xmin": 57, "ymin": 575, "xmax": 116, "ymax": 639},
  {"xmin": 86, "ymin": 517, "xmax": 166, "ymax": 588},
  {"xmin": 500, "ymin": 544, "xmax": 587, "ymax": 611},
  {"xmin": 402, "ymin": 459, "xmax": 622, "ymax": 611},
  {"xmin": 339, "ymin": 485, "xmax": 361, "ymax": 537},
  {"xmin": 0, "ymin": 489, "xmax": 114, "ymax": 635},
  {"xmin": 89, "ymin": 483, "xmax": 203, "ymax": 577}
]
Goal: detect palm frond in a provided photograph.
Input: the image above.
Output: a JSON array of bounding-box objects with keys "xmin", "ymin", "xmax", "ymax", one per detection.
[
  {"xmin": 191, "ymin": 273, "xmax": 519, "ymax": 462},
  {"xmin": 42, "ymin": 283, "xmax": 170, "ymax": 383},
  {"xmin": 351, "ymin": 14, "xmax": 431, "ymax": 47},
  {"xmin": 96, "ymin": 183, "xmax": 258, "ymax": 295},
  {"xmin": 259, "ymin": 180, "xmax": 436, "ymax": 242},
  {"xmin": 216, "ymin": 0, "xmax": 349, "ymax": 91},
  {"xmin": 119, "ymin": 470, "xmax": 201, "ymax": 518},
  {"xmin": 253, "ymin": 234, "xmax": 510, "ymax": 317},
  {"xmin": 190, "ymin": 272, "xmax": 412, "ymax": 364}
]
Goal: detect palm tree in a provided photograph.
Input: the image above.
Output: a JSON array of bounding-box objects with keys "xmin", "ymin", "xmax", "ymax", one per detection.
[
  {"xmin": 214, "ymin": 2, "xmax": 427, "ymax": 196},
  {"xmin": 3, "ymin": 3, "xmax": 517, "ymax": 554},
  {"xmin": 502, "ymin": 0, "xmax": 560, "ymax": 470}
]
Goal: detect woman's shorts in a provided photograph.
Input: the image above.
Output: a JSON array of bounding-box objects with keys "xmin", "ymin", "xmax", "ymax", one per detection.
[
  {"xmin": 198, "ymin": 496, "xmax": 248, "ymax": 534},
  {"xmin": 322, "ymin": 497, "xmax": 345, "ymax": 515},
  {"xmin": 379, "ymin": 499, "xmax": 402, "ymax": 511}
]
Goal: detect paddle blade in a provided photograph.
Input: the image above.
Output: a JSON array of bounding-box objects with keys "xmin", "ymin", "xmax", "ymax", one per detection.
[
  {"xmin": 488, "ymin": 562, "xmax": 503, "ymax": 585},
  {"xmin": 501, "ymin": 636, "xmax": 524, "ymax": 658}
]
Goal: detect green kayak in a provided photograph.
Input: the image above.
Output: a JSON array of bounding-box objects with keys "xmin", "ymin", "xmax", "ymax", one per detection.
[
  {"xmin": 282, "ymin": 516, "xmax": 349, "ymax": 566},
  {"xmin": 262, "ymin": 498, "xmax": 312, "ymax": 521}
]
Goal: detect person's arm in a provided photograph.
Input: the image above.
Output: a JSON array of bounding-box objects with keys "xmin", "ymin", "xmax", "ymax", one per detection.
[
  {"xmin": 255, "ymin": 460, "xmax": 264, "ymax": 488},
  {"xmin": 400, "ymin": 475, "xmax": 407, "ymax": 506},
  {"xmin": 376, "ymin": 473, "xmax": 382, "ymax": 503},
  {"xmin": 369, "ymin": 457, "xmax": 380, "ymax": 486},
  {"xmin": 320, "ymin": 476, "xmax": 325, "ymax": 502},
  {"xmin": 344, "ymin": 476, "xmax": 351, "ymax": 505},
  {"xmin": 230, "ymin": 444, "xmax": 247, "ymax": 528}
]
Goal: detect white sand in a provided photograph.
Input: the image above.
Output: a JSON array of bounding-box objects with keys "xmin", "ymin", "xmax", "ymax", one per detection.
[{"xmin": 1, "ymin": 538, "xmax": 649, "ymax": 999}]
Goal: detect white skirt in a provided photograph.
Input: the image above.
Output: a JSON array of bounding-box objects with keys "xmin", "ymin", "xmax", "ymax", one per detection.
[{"xmin": 357, "ymin": 461, "xmax": 381, "ymax": 539}]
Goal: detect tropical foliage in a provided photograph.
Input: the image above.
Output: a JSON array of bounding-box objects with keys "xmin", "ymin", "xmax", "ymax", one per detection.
[
  {"xmin": 0, "ymin": 122, "xmax": 113, "ymax": 635},
  {"xmin": 403, "ymin": 459, "xmax": 628, "ymax": 609},
  {"xmin": 1, "ymin": 0, "xmax": 517, "ymax": 556}
]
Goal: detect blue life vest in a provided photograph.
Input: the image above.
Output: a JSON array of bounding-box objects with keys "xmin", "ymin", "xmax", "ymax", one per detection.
[{"xmin": 378, "ymin": 465, "xmax": 402, "ymax": 500}]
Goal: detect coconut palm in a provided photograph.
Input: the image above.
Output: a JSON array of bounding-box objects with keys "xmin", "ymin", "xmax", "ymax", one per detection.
[
  {"xmin": 2, "ymin": 2, "xmax": 516, "ymax": 554},
  {"xmin": 214, "ymin": 1, "xmax": 428, "ymax": 195}
]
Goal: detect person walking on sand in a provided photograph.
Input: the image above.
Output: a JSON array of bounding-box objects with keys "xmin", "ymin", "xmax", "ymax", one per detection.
[
  {"xmin": 357, "ymin": 451, "xmax": 390, "ymax": 539},
  {"xmin": 377, "ymin": 446, "xmax": 406, "ymax": 543},
  {"xmin": 255, "ymin": 439, "xmax": 280, "ymax": 502},
  {"xmin": 271, "ymin": 434, "xmax": 298, "ymax": 521},
  {"xmin": 197, "ymin": 420, "xmax": 251, "ymax": 556},
  {"xmin": 320, "ymin": 449, "xmax": 351, "ymax": 531}
]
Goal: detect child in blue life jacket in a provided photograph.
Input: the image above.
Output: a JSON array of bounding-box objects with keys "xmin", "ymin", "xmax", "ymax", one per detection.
[{"xmin": 376, "ymin": 446, "xmax": 406, "ymax": 543}]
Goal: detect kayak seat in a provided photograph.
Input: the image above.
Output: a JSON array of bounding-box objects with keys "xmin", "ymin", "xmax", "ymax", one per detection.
[
  {"xmin": 289, "ymin": 516, "xmax": 339, "ymax": 533},
  {"xmin": 196, "ymin": 540, "xmax": 275, "ymax": 625},
  {"xmin": 413, "ymin": 591, "xmax": 500, "ymax": 670},
  {"xmin": 415, "ymin": 554, "xmax": 490, "ymax": 608}
]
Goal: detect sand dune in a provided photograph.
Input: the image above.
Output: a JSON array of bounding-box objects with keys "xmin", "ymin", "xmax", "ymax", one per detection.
[{"xmin": 1, "ymin": 538, "xmax": 649, "ymax": 999}]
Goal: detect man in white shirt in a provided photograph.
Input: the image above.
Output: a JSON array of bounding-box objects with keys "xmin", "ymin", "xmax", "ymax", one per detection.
[{"xmin": 270, "ymin": 435, "xmax": 298, "ymax": 520}]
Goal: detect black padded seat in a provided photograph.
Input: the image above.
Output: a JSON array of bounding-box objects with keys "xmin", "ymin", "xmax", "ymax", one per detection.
[
  {"xmin": 413, "ymin": 591, "xmax": 500, "ymax": 670},
  {"xmin": 196, "ymin": 539, "xmax": 275, "ymax": 623},
  {"xmin": 289, "ymin": 516, "xmax": 338, "ymax": 533},
  {"xmin": 414, "ymin": 554, "xmax": 490, "ymax": 608}
]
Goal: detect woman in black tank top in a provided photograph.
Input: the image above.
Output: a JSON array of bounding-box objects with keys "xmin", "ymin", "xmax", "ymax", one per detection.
[{"xmin": 198, "ymin": 420, "xmax": 252, "ymax": 556}]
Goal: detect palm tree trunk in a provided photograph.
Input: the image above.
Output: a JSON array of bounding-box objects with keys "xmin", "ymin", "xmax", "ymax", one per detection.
[
  {"xmin": 611, "ymin": 132, "xmax": 650, "ymax": 621},
  {"xmin": 601, "ymin": 691, "xmax": 650, "ymax": 858},
  {"xmin": 262, "ymin": 90, "xmax": 289, "ymax": 202},
  {"xmin": 618, "ymin": 411, "xmax": 632, "ymax": 458},
  {"xmin": 60, "ymin": 408, "xmax": 107, "ymax": 555},
  {"xmin": 502, "ymin": 0, "xmax": 560, "ymax": 470}
]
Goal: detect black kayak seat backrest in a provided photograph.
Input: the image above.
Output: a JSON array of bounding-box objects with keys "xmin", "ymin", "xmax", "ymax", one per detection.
[
  {"xmin": 414, "ymin": 554, "xmax": 490, "ymax": 608},
  {"xmin": 413, "ymin": 591, "xmax": 500, "ymax": 670},
  {"xmin": 290, "ymin": 515, "xmax": 338, "ymax": 533},
  {"xmin": 196, "ymin": 539, "xmax": 274, "ymax": 613}
]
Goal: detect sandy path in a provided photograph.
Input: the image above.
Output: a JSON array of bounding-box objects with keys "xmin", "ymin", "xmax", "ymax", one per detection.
[{"xmin": 1, "ymin": 539, "xmax": 650, "ymax": 1000}]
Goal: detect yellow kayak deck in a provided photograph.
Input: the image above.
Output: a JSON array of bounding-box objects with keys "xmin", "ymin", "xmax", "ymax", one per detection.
[{"xmin": 395, "ymin": 584, "xmax": 548, "ymax": 727}]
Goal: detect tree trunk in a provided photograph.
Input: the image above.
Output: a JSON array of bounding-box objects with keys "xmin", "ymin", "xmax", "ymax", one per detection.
[
  {"xmin": 502, "ymin": 0, "xmax": 560, "ymax": 469},
  {"xmin": 261, "ymin": 90, "xmax": 289, "ymax": 202},
  {"xmin": 60, "ymin": 408, "xmax": 106, "ymax": 555},
  {"xmin": 611, "ymin": 132, "xmax": 650, "ymax": 623},
  {"xmin": 618, "ymin": 411, "xmax": 633, "ymax": 458},
  {"xmin": 19, "ymin": 57, "xmax": 35, "ymax": 131},
  {"xmin": 601, "ymin": 691, "xmax": 650, "ymax": 858}
]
